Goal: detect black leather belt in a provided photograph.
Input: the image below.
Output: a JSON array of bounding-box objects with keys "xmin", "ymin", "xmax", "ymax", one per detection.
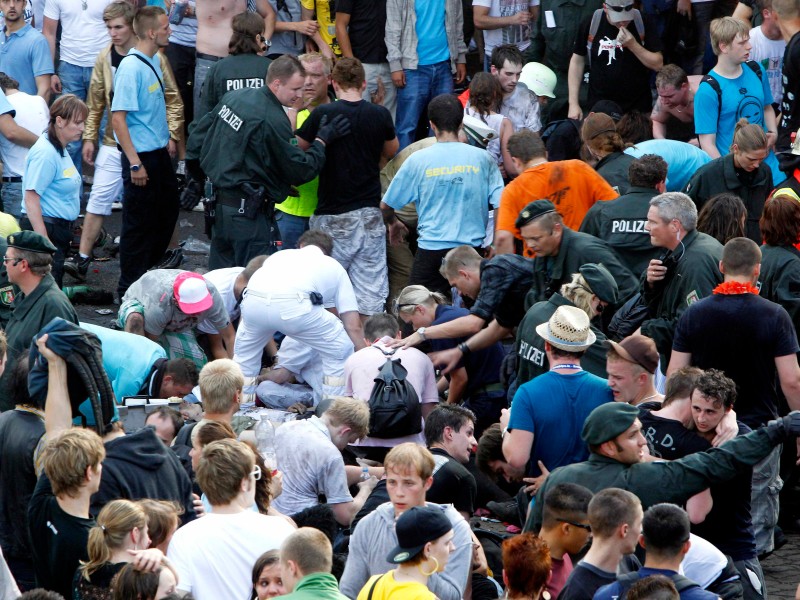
[
  {"xmin": 196, "ymin": 52, "xmax": 222, "ymax": 62},
  {"xmin": 2, "ymin": 176, "xmax": 21, "ymax": 183}
]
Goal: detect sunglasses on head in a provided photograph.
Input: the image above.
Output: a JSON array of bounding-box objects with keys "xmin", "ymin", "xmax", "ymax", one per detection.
[{"xmin": 607, "ymin": 2, "xmax": 634, "ymax": 11}]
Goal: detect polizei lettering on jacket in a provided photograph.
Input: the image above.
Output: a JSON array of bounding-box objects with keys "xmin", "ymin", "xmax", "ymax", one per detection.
[
  {"xmin": 611, "ymin": 219, "xmax": 648, "ymax": 234},
  {"xmin": 226, "ymin": 77, "xmax": 265, "ymax": 91},
  {"xmin": 518, "ymin": 340, "xmax": 545, "ymax": 366},
  {"xmin": 218, "ymin": 104, "xmax": 243, "ymax": 132}
]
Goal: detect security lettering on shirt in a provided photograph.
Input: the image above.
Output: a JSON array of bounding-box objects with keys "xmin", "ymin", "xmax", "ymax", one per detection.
[
  {"xmin": 518, "ymin": 340, "xmax": 545, "ymax": 367},
  {"xmin": 425, "ymin": 165, "xmax": 481, "ymax": 177},
  {"xmin": 218, "ymin": 104, "xmax": 243, "ymax": 132},
  {"xmin": 611, "ymin": 219, "xmax": 648, "ymax": 234},
  {"xmin": 225, "ymin": 77, "xmax": 265, "ymax": 92}
]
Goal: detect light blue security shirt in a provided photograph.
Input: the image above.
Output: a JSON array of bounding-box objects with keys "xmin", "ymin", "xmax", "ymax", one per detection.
[
  {"xmin": 111, "ymin": 48, "xmax": 169, "ymax": 152},
  {"xmin": 625, "ymin": 139, "xmax": 712, "ymax": 192},
  {"xmin": 80, "ymin": 322, "xmax": 167, "ymax": 402},
  {"xmin": 415, "ymin": 0, "xmax": 449, "ymax": 65},
  {"xmin": 0, "ymin": 24, "xmax": 54, "ymax": 96},
  {"xmin": 22, "ymin": 134, "xmax": 81, "ymax": 220},
  {"xmin": 383, "ymin": 141, "xmax": 504, "ymax": 250}
]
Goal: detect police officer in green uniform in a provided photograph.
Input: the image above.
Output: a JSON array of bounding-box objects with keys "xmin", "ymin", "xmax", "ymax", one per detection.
[
  {"xmin": 519, "ymin": 200, "xmax": 638, "ymax": 310},
  {"xmin": 580, "ymin": 154, "xmax": 667, "ymax": 276},
  {"xmin": 0, "ymin": 236, "xmax": 14, "ymax": 330},
  {"xmin": 0, "ymin": 231, "xmax": 79, "ymax": 410},
  {"xmin": 195, "ymin": 12, "xmax": 273, "ymax": 119},
  {"xmin": 639, "ymin": 192, "xmax": 722, "ymax": 373},
  {"xmin": 528, "ymin": 402, "xmax": 800, "ymax": 531},
  {"xmin": 515, "ymin": 263, "xmax": 616, "ymax": 391},
  {"xmin": 185, "ymin": 54, "xmax": 350, "ymax": 269}
]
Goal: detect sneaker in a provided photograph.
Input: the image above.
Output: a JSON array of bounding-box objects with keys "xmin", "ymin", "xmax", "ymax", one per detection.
[
  {"xmin": 64, "ymin": 255, "xmax": 91, "ymax": 282},
  {"xmin": 150, "ymin": 247, "xmax": 184, "ymax": 270},
  {"xmin": 192, "ymin": 200, "xmax": 204, "ymax": 212}
]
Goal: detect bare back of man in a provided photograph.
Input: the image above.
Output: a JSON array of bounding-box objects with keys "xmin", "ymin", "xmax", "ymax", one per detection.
[{"xmin": 196, "ymin": 0, "xmax": 248, "ymax": 57}]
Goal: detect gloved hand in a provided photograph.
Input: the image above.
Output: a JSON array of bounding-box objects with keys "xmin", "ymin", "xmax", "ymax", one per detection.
[
  {"xmin": 768, "ymin": 411, "xmax": 800, "ymax": 436},
  {"xmin": 316, "ymin": 114, "xmax": 351, "ymax": 145},
  {"xmin": 180, "ymin": 177, "xmax": 204, "ymax": 211}
]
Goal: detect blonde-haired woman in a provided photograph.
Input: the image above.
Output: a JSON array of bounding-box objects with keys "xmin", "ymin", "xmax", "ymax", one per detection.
[
  {"xmin": 394, "ymin": 284, "xmax": 506, "ymax": 437},
  {"xmin": 73, "ymin": 499, "xmax": 168, "ymax": 600}
]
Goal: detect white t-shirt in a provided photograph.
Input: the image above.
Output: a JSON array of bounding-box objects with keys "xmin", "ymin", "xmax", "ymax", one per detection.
[
  {"xmin": 0, "ymin": 91, "xmax": 48, "ymax": 176},
  {"xmin": 248, "ymin": 245, "xmax": 359, "ymax": 314},
  {"xmin": 168, "ymin": 511, "xmax": 294, "ymax": 600},
  {"xmin": 748, "ymin": 25, "xmax": 786, "ymax": 106},
  {"xmin": 272, "ymin": 416, "xmax": 353, "ymax": 515},
  {"xmin": 472, "ymin": 0, "xmax": 539, "ymax": 56},
  {"xmin": 198, "ymin": 267, "xmax": 243, "ymax": 334},
  {"xmin": 43, "ymin": 0, "xmax": 112, "ymax": 67}
]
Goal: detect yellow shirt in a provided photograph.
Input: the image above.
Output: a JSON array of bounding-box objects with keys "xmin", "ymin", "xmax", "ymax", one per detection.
[
  {"xmin": 300, "ymin": 0, "xmax": 341, "ymax": 56},
  {"xmin": 356, "ymin": 571, "xmax": 436, "ymax": 600},
  {"xmin": 0, "ymin": 211, "xmax": 21, "ymax": 238}
]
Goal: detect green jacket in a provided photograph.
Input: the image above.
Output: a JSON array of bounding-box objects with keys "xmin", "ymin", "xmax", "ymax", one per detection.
[
  {"xmin": 759, "ymin": 243, "xmax": 800, "ymax": 329},
  {"xmin": 186, "ymin": 85, "xmax": 326, "ymax": 201},
  {"xmin": 528, "ymin": 227, "xmax": 638, "ymax": 309},
  {"xmin": 197, "ymin": 54, "xmax": 272, "ymax": 118},
  {"xmin": 580, "ymin": 186, "xmax": 661, "ymax": 276},
  {"xmin": 528, "ymin": 0, "xmax": 604, "ymax": 75},
  {"xmin": 0, "ymin": 238, "xmax": 13, "ymax": 331},
  {"xmin": 0, "ymin": 274, "xmax": 79, "ymax": 410},
  {"xmin": 684, "ymin": 153, "xmax": 772, "ymax": 244},
  {"xmin": 639, "ymin": 229, "xmax": 722, "ymax": 372},
  {"xmin": 515, "ymin": 293, "xmax": 608, "ymax": 387},
  {"xmin": 278, "ymin": 572, "xmax": 348, "ymax": 600},
  {"xmin": 530, "ymin": 423, "xmax": 784, "ymax": 531}
]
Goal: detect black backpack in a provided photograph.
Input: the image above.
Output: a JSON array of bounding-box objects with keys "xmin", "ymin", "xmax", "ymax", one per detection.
[
  {"xmin": 700, "ymin": 61, "xmax": 764, "ymax": 126},
  {"xmin": 367, "ymin": 347, "xmax": 422, "ymax": 439}
]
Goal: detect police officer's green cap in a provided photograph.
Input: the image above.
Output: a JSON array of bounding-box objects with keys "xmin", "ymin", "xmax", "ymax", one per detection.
[
  {"xmin": 7, "ymin": 231, "xmax": 57, "ymax": 254},
  {"xmin": 581, "ymin": 402, "xmax": 640, "ymax": 445},
  {"xmin": 579, "ymin": 263, "xmax": 619, "ymax": 304},
  {"xmin": 515, "ymin": 200, "xmax": 557, "ymax": 229}
]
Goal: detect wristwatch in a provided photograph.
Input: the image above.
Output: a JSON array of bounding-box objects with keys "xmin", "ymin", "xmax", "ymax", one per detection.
[
  {"xmin": 417, "ymin": 327, "xmax": 427, "ymax": 340},
  {"xmin": 130, "ymin": 164, "xmax": 142, "ymax": 172}
]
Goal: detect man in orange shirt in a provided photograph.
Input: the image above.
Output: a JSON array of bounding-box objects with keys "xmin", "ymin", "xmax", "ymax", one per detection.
[{"xmin": 495, "ymin": 130, "xmax": 618, "ymax": 256}]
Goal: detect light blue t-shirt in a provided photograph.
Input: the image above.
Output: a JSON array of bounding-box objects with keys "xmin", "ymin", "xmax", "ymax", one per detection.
[
  {"xmin": 22, "ymin": 134, "xmax": 81, "ymax": 220},
  {"xmin": 111, "ymin": 48, "xmax": 169, "ymax": 152},
  {"xmin": 0, "ymin": 24, "xmax": 54, "ymax": 96},
  {"xmin": 625, "ymin": 139, "xmax": 712, "ymax": 192},
  {"xmin": 383, "ymin": 141, "xmax": 504, "ymax": 250},
  {"xmin": 508, "ymin": 370, "xmax": 612, "ymax": 476},
  {"xmin": 414, "ymin": 0, "xmax": 449, "ymax": 66},
  {"xmin": 80, "ymin": 322, "xmax": 167, "ymax": 402}
]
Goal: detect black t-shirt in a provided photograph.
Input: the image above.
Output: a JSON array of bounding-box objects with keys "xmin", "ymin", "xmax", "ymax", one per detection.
[
  {"xmin": 110, "ymin": 46, "xmax": 124, "ymax": 70},
  {"xmin": 672, "ymin": 293, "xmax": 799, "ymax": 428},
  {"xmin": 778, "ymin": 32, "xmax": 800, "ymax": 158},
  {"xmin": 427, "ymin": 447, "xmax": 477, "ymax": 516},
  {"xmin": 558, "ymin": 562, "xmax": 617, "ymax": 600},
  {"xmin": 430, "ymin": 305, "xmax": 505, "ymax": 396},
  {"xmin": 296, "ymin": 100, "xmax": 395, "ymax": 215},
  {"xmin": 692, "ymin": 422, "xmax": 757, "ymax": 561},
  {"xmin": 73, "ymin": 561, "xmax": 125, "ymax": 600},
  {"xmin": 336, "ymin": 0, "xmax": 388, "ymax": 64},
  {"xmin": 470, "ymin": 254, "xmax": 535, "ymax": 329},
  {"xmin": 28, "ymin": 475, "xmax": 95, "ymax": 599},
  {"xmin": 573, "ymin": 13, "xmax": 662, "ymax": 113},
  {"xmin": 638, "ymin": 410, "xmax": 710, "ymax": 460}
]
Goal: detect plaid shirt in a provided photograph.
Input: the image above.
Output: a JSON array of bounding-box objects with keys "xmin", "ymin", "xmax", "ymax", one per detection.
[
  {"xmin": 470, "ymin": 254, "xmax": 534, "ymax": 328},
  {"xmin": 385, "ymin": 0, "xmax": 468, "ymax": 73}
]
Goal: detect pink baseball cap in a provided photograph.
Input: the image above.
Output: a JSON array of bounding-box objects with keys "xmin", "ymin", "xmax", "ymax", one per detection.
[{"xmin": 173, "ymin": 272, "xmax": 213, "ymax": 314}]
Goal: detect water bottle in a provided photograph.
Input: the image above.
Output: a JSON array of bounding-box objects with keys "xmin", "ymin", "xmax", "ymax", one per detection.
[
  {"xmin": 360, "ymin": 466, "xmax": 370, "ymax": 481},
  {"xmin": 255, "ymin": 418, "xmax": 277, "ymax": 472},
  {"xmin": 168, "ymin": 0, "xmax": 187, "ymax": 25}
]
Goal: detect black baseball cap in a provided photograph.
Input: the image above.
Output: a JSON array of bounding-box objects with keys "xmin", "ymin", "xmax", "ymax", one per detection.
[{"xmin": 386, "ymin": 506, "xmax": 453, "ymax": 564}]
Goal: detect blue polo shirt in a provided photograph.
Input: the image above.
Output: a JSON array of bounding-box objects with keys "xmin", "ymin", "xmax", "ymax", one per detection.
[
  {"xmin": 111, "ymin": 49, "xmax": 169, "ymax": 152},
  {"xmin": 22, "ymin": 135, "xmax": 81, "ymax": 220},
  {"xmin": 0, "ymin": 24, "xmax": 53, "ymax": 96}
]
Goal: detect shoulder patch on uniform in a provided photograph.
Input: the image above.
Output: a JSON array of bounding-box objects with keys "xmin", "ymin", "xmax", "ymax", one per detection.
[
  {"xmin": 0, "ymin": 285, "xmax": 14, "ymax": 306},
  {"xmin": 686, "ymin": 290, "xmax": 700, "ymax": 305}
]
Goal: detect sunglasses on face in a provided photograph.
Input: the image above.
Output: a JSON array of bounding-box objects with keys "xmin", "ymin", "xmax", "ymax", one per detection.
[{"xmin": 606, "ymin": 3, "xmax": 634, "ymax": 11}]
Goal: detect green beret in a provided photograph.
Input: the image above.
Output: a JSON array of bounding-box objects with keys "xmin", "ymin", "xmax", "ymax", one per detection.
[
  {"xmin": 581, "ymin": 402, "xmax": 640, "ymax": 445},
  {"xmin": 580, "ymin": 263, "xmax": 619, "ymax": 304},
  {"xmin": 515, "ymin": 199, "xmax": 557, "ymax": 229},
  {"xmin": 7, "ymin": 231, "xmax": 57, "ymax": 255}
]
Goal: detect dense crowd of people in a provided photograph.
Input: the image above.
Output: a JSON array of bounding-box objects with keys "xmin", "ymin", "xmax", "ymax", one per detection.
[{"xmin": 3, "ymin": 0, "xmax": 800, "ymax": 598}]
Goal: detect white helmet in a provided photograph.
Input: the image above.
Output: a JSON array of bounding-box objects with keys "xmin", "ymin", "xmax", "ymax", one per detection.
[{"xmin": 519, "ymin": 62, "xmax": 556, "ymax": 98}]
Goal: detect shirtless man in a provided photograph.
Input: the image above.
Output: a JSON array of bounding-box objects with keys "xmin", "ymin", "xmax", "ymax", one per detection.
[
  {"xmin": 194, "ymin": 0, "xmax": 276, "ymax": 119},
  {"xmin": 651, "ymin": 64, "xmax": 702, "ymax": 145}
]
